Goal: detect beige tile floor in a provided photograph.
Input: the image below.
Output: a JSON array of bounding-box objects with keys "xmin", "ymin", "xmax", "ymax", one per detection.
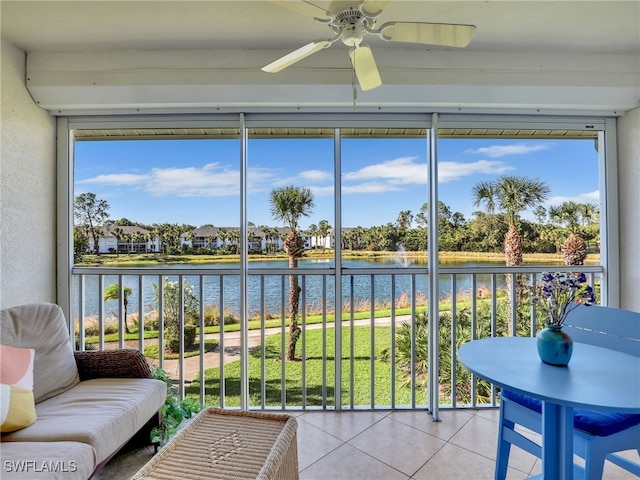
[{"xmin": 98, "ymin": 408, "xmax": 638, "ymax": 479}]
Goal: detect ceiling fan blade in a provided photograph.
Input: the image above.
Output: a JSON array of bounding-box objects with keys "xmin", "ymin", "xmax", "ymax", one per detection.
[
  {"xmin": 270, "ymin": 0, "xmax": 328, "ymax": 18},
  {"xmin": 380, "ymin": 21, "xmax": 476, "ymax": 47},
  {"xmin": 327, "ymin": 1, "xmax": 356, "ymax": 14},
  {"xmin": 349, "ymin": 44, "xmax": 382, "ymax": 91},
  {"xmin": 361, "ymin": 0, "xmax": 393, "ymax": 16},
  {"xmin": 262, "ymin": 40, "xmax": 331, "ymax": 73}
]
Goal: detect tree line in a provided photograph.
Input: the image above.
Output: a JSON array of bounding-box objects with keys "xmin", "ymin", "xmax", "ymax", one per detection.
[{"xmin": 75, "ymin": 176, "xmax": 598, "ymax": 267}]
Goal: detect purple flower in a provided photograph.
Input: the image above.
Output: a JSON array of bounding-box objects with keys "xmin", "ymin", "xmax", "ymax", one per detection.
[{"xmin": 529, "ymin": 271, "xmax": 595, "ymax": 326}]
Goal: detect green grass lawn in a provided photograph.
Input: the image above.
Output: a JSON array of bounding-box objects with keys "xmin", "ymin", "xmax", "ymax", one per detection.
[{"xmin": 185, "ymin": 326, "xmax": 426, "ymax": 408}]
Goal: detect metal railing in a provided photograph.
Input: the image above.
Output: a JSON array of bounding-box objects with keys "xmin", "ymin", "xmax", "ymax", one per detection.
[{"xmin": 71, "ymin": 265, "xmax": 602, "ymax": 412}]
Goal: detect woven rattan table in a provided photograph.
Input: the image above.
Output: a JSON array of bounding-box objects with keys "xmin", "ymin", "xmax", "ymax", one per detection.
[{"xmin": 131, "ymin": 408, "xmax": 299, "ymax": 480}]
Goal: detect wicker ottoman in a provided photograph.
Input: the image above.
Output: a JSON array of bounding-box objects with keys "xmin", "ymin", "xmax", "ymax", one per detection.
[{"xmin": 131, "ymin": 408, "xmax": 299, "ymax": 480}]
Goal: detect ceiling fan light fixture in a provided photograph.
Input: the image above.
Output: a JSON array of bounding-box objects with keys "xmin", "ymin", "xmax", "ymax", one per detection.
[{"xmin": 341, "ymin": 24, "xmax": 365, "ymax": 47}]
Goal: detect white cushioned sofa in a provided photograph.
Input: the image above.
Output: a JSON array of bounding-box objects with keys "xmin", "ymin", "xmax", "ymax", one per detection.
[{"xmin": 1, "ymin": 303, "xmax": 166, "ymax": 479}]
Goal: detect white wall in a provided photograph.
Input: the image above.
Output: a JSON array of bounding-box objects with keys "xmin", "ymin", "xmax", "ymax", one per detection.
[
  {"xmin": 0, "ymin": 41, "xmax": 57, "ymax": 308},
  {"xmin": 617, "ymin": 107, "xmax": 640, "ymax": 312}
]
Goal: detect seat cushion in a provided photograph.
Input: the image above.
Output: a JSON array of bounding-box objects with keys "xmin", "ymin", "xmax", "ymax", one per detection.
[
  {"xmin": 501, "ymin": 389, "xmax": 640, "ymax": 437},
  {"xmin": 1, "ymin": 378, "xmax": 166, "ymax": 463},
  {"xmin": 0, "ymin": 441, "xmax": 96, "ymax": 480},
  {"xmin": 0, "ymin": 303, "xmax": 79, "ymax": 403}
]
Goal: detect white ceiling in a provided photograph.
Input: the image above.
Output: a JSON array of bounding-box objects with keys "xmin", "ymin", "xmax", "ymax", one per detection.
[
  {"xmin": 2, "ymin": 0, "xmax": 638, "ymax": 54},
  {"xmin": 2, "ymin": 1, "xmax": 639, "ymax": 115}
]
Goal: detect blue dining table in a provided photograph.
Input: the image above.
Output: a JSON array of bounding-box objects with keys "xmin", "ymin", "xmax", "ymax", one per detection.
[{"xmin": 458, "ymin": 336, "xmax": 640, "ymax": 479}]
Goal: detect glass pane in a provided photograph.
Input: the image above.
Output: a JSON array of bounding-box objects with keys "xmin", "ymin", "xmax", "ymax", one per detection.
[
  {"xmin": 340, "ymin": 130, "xmax": 429, "ymax": 267},
  {"xmin": 246, "ymin": 128, "xmax": 335, "ymax": 407},
  {"xmin": 340, "ymin": 129, "xmax": 429, "ymax": 408},
  {"xmin": 247, "ymin": 130, "xmax": 335, "ymax": 269},
  {"xmin": 437, "ymin": 134, "xmax": 600, "ymax": 267},
  {"xmin": 74, "ymin": 135, "xmax": 240, "ymax": 262},
  {"xmin": 73, "ymin": 132, "xmax": 241, "ymax": 406}
]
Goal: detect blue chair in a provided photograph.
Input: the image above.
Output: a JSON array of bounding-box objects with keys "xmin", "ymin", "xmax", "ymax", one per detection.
[{"xmin": 495, "ymin": 304, "xmax": 640, "ymax": 480}]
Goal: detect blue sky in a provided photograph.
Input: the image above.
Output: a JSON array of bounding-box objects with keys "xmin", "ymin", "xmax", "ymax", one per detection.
[{"xmin": 74, "ymin": 136, "xmax": 599, "ymax": 229}]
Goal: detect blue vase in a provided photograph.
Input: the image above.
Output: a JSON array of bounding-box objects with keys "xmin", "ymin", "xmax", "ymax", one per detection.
[{"xmin": 536, "ymin": 324, "xmax": 573, "ymax": 366}]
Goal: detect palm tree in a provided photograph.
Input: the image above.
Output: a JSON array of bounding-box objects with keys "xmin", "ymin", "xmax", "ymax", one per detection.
[
  {"xmin": 217, "ymin": 227, "xmax": 228, "ymax": 250},
  {"xmin": 228, "ymin": 229, "xmax": 240, "ymax": 254},
  {"xmin": 270, "ymin": 185, "xmax": 314, "ymax": 361},
  {"xmin": 472, "ymin": 175, "xmax": 550, "ymax": 267},
  {"xmin": 132, "ymin": 230, "xmax": 144, "ymax": 253},
  {"xmin": 549, "ymin": 201, "xmax": 594, "ymax": 265},
  {"xmin": 472, "ymin": 175, "xmax": 550, "ymax": 333},
  {"xmin": 260, "ymin": 225, "xmax": 271, "ymax": 253},
  {"xmin": 317, "ymin": 219, "xmax": 331, "ymax": 250},
  {"xmin": 307, "ymin": 223, "xmax": 318, "ymax": 250},
  {"xmin": 112, "ymin": 227, "xmax": 123, "ymax": 255},
  {"xmin": 104, "ymin": 283, "xmax": 134, "ymax": 334}
]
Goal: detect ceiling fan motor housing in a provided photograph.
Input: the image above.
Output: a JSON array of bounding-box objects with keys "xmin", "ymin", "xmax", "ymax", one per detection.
[{"xmin": 330, "ymin": 6, "xmax": 376, "ymax": 46}]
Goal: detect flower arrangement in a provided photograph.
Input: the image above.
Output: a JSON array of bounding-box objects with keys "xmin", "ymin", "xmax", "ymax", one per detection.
[{"xmin": 530, "ymin": 272, "xmax": 596, "ymax": 327}]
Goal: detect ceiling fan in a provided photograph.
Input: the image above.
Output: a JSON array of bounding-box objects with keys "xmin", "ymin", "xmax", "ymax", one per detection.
[{"xmin": 262, "ymin": 0, "xmax": 476, "ymax": 91}]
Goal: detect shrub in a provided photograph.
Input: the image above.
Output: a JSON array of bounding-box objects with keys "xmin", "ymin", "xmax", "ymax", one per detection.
[
  {"xmin": 165, "ymin": 324, "xmax": 196, "ymax": 353},
  {"xmin": 152, "ymin": 278, "xmax": 199, "ymax": 353}
]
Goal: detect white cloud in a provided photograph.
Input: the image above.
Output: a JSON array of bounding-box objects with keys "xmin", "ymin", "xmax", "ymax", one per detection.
[
  {"xmin": 247, "ymin": 167, "xmax": 279, "ymax": 193},
  {"xmin": 344, "ymin": 157, "xmax": 426, "ymax": 185},
  {"xmin": 342, "ymin": 182, "xmax": 402, "ymax": 194},
  {"xmin": 547, "ymin": 190, "xmax": 600, "ymax": 206},
  {"xmin": 274, "ymin": 169, "xmax": 333, "ymax": 187},
  {"xmin": 79, "ymin": 173, "xmax": 150, "ymax": 186},
  {"xmin": 340, "ymin": 156, "xmax": 514, "ymax": 193},
  {"xmin": 299, "ymin": 169, "xmax": 332, "ymax": 182},
  {"xmin": 468, "ymin": 144, "xmax": 551, "ymax": 158},
  {"xmin": 310, "ymin": 185, "xmax": 335, "ymax": 197},
  {"xmin": 438, "ymin": 160, "xmax": 514, "ymax": 182},
  {"xmin": 79, "ymin": 163, "xmax": 242, "ymax": 197}
]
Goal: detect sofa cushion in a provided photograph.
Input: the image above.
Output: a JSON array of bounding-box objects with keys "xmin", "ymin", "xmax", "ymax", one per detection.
[
  {"xmin": 0, "ymin": 303, "xmax": 79, "ymax": 403},
  {"xmin": 0, "ymin": 345, "xmax": 37, "ymax": 432},
  {"xmin": 0, "ymin": 441, "xmax": 96, "ymax": 480},
  {"xmin": 2, "ymin": 377, "xmax": 166, "ymax": 464}
]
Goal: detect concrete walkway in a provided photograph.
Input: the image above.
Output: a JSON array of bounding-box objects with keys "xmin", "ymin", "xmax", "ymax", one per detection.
[{"xmin": 106, "ymin": 314, "xmax": 413, "ymax": 382}]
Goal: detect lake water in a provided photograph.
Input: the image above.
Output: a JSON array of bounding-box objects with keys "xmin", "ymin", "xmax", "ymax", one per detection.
[{"xmin": 74, "ymin": 258, "xmax": 513, "ymax": 318}]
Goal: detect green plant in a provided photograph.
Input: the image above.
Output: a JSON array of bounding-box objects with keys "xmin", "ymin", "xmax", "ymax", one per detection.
[
  {"xmin": 150, "ymin": 366, "xmax": 203, "ymax": 447},
  {"xmin": 74, "ymin": 334, "xmax": 96, "ymax": 351},
  {"xmin": 152, "ymin": 278, "xmax": 199, "ymax": 353}
]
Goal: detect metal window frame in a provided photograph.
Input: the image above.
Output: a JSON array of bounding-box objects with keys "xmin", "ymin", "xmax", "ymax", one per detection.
[{"xmin": 58, "ymin": 112, "xmax": 616, "ymax": 414}]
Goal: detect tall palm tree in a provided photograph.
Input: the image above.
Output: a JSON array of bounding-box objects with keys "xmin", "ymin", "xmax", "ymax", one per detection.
[
  {"xmin": 472, "ymin": 175, "xmax": 550, "ymax": 333},
  {"xmin": 472, "ymin": 175, "xmax": 550, "ymax": 266},
  {"xmin": 270, "ymin": 186, "xmax": 314, "ymax": 361}
]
